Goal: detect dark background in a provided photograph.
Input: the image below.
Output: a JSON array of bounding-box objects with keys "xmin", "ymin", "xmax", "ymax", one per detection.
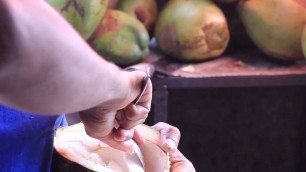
[{"xmin": 147, "ymin": 86, "xmax": 306, "ymax": 171}]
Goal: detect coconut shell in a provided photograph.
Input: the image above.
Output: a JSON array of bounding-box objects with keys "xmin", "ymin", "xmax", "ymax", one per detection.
[
  {"xmin": 52, "ymin": 123, "xmax": 170, "ymax": 172},
  {"xmin": 52, "ymin": 150, "xmax": 93, "ymax": 172}
]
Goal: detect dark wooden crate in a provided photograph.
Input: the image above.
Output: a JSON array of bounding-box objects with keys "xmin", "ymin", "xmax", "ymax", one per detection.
[{"xmin": 145, "ymin": 48, "xmax": 306, "ymax": 171}]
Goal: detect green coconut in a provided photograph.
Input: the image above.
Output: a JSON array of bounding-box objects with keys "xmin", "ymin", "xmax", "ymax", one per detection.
[
  {"xmin": 302, "ymin": 26, "xmax": 306, "ymax": 59},
  {"xmin": 107, "ymin": 0, "xmax": 118, "ymax": 9},
  {"xmin": 154, "ymin": 0, "xmax": 230, "ymax": 61},
  {"xmin": 216, "ymin": 1, "xmax": 255, "ymax": 52},
  {"xmin": 116, "ymin": 0, "xmax": 158, "ymax": 36},
  {"xmin": 88, "ymin": 10, "xmax": 150, "ymax": 66},
  {"xmin": 214, "ymin": 0, "xmax": 237, "ymax": 3},
  {"xmin": 47, "ymin": 0, "xmax": 109, "ymax": 39},
  {"xmin": 238, "ymin": 0, "xmax": 306, "ymax": 60}
]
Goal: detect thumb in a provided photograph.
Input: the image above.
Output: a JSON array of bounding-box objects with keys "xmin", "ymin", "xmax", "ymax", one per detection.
[{"xmin": 152, "ymin": 122, "xmax": 181, "ymax": 153}]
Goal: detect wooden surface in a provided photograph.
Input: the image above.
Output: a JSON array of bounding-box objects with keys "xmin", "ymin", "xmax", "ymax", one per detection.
[
  {"xmin": 145, "ymin": 45, "xmax": 306, "ymax": 172},
  {"xmin": 145, "ymin": 44, "xmax": 306, "ymax": 78}
]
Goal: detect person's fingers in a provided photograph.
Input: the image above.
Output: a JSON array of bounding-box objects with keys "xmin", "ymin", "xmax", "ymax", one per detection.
[
  {"xmin": 124, "ymin": 79, "xmax": 152, "ymax": 124},
  {"xmin": 163, "ymin": 139, "xmax": 177, "ymax": 153},
  {"xmin": 135, "ymin": 79, "xmax": 152, "ymax": 107},
  {"xmin": 160, "ymin": 125, "xmax": 181, "ymax": 146},
  {"xmin": 99, "ymin": 133, "xmax": 135, "ymax": 154},
  {"xmin": 79, "ymin": 108, "xmax": 116, "ymax": 139},
  {"xmin": 169, "ymin": 149, "xmax": 196, "ymax": 172},
  {"xmin": 79, "ymin": 107, "xmax": 138, "ymax": 154},
  {"xmin": 133, "ymin": 127, "xmax": 146, "ymax": 145},
  {"xmin": 124, "ymin": 103, "xmax": 150, "ymax": 122},
  {"xmin": 99, "ymin": 128, "xmax": 146, "ymax": 153},
  {"xmin": 152, "ymin": 122, "xmax": 181, "ymax": 145},
  {"xmin": 152, "ymin": 122, "xmax": 181, "ymax": 153},
  {"xmin": 125, "ymin": 66, "xmax": 152, "ymax": 110},
  {"xmin": 116, "ymin": 105, "xmax": 148, "ymax": 130},
  {"xmin": 113, "ymin": 128, "xmax": 135, "ymax": 142},
  {"xmin": 80, "ymin": 110, "xmax": 136, "ymax": 153},
  {"xmin": 116, "ymin": 117, "xmax": 147, "ymax": 131}
]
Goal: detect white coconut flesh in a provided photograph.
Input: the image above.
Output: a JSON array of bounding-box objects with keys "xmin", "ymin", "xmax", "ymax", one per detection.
[{"xmin": 54, "ymin": 123, "xmax": 170, "ymax": 172}]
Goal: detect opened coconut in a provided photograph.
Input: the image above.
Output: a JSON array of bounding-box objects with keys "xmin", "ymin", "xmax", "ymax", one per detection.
[{"xmin": 52, "ymin": 123, "xmax": 170, "ymax": 172}]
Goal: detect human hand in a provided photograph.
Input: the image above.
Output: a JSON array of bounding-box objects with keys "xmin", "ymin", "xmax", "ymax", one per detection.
[
  {"xmin": 168, "ymin": 149, "xmax": 196, "ymax": 172},
  {"xmin": 151, "ymin": 122, "xmax": 196, "ymax": 172},
  {"xmin": 80, "ymin": 64, "xmax": 153, "ymax": 153}
]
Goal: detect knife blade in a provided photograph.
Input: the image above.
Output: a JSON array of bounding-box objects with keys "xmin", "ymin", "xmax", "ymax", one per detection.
[
  {"xmin": 134, "ymin": 67, "xmax": 150, "ymax": 105},
  {"xmin": 123, "ymin": 67, "xmax": 151, "ymax": 105}
]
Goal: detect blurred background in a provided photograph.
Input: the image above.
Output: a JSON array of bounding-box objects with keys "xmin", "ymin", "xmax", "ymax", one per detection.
[{"xmin": 58, "ymin": 0, "xmax": 306, "ymax": 171}]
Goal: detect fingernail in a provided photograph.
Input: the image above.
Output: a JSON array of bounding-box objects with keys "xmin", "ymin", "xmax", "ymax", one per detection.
[
  {"xmin": 114, "ymin": 121, "xmax": 119, "ymax": 129},
  {"xmin": 114, "ymin": 135, "xmax": 126, "ymax": 142},
  {"xmin": 165, "ymin": 139, "xmax": 176, "ymax": 153},
  {"xmin": 129, "ymin": 149, "xmax": 135, "ymax": 155},
  {"xmin": 124, "ymin": 141, "xmax": 135, "ymax": 154}
]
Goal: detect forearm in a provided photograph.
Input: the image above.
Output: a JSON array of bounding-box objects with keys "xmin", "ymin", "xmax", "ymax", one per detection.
[{"xmin": 0, "ymin": 0, "xmax": 140, "ymax": 114}]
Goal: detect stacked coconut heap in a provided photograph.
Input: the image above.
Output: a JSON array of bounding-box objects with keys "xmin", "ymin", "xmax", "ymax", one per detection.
[
  {"xmin": 153, "ymin": 0, "xmax": 306, "ymax": 62},
  {"xmin": 47, "ymin": 0, "xmax": 306, "ymax": 67},
  {"xmin": 46, "ymin": 0, "xmax": 306, "ymax": 170}
]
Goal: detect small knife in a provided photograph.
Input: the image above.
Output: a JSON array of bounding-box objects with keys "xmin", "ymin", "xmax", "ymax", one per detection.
[
  {"xmin": 124, "ymin": 67, "xmax": 151, "ymax": 105},
  {"xmin": 134, "ymin": 67, "xmax": 150, "ymax": 105}
]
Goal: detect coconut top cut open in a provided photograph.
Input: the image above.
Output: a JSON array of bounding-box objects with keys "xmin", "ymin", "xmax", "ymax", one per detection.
[{"xmin": 53, "ymin": 123, "xmax": 170, "ymax": 172}]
